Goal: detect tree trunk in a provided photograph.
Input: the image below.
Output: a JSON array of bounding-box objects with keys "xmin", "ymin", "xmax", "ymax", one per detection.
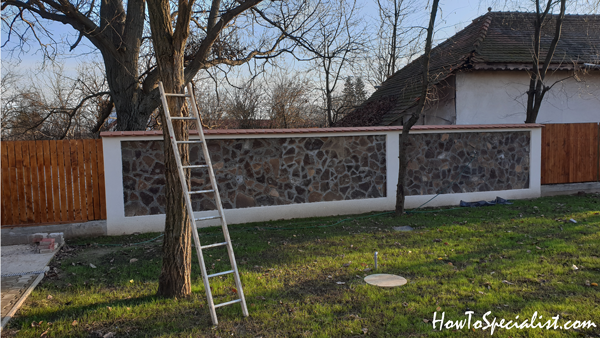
[
  {"xmin": 157, "ymin": 122, "xmax": 192, "ymax": 297},
  {"xmin": 147, "ymin": 0, "xmax": 195, "ymax": 298},
  {"xmin": 394, "ymin": 0, "xmax": 439, "ymax": 215},
  {"xmin": 156, "ymin": 76, "xmax": 193, "ymax": 299},
  {"xmin": 325, "ymin": 71, "xmax": 333, "ymax": 127},
  {"xmin": 395, "ymin": 130, "xmax": 410, "ymax": 214}
]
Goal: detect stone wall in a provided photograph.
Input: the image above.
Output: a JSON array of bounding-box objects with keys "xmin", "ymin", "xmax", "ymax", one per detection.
[
  {"xmin": 404, "ymin": 132, "xmax": 530, "ymax": 195},
  {"xmin": 122, "ymin": 136, "xmax": 387, "ymax": 216}
]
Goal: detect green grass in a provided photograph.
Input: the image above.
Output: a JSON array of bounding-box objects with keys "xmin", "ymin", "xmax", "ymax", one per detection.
[{"xmin": 4, "ymin": 194, "xmax": 600, "ymax": 337}]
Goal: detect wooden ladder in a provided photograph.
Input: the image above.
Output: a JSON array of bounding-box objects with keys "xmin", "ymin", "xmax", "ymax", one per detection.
[{"xmin": 158, "ymin": 81, "xmax": 248, "ymax": 325}]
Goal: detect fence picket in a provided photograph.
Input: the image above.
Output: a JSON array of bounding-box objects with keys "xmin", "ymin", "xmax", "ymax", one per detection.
[
  {"xmin": 50, "ymin": 141, "xmax": 63, "ymax": 222},
  {"xmin": 62, "ymin": 141, "xmax": 74, "ymax": 222},
  {"xmin": 56, "ymin": 140, "xmax": 68, "ymax": 222},
  {"xmin": 96, "ymin": 139, "xmax": 107, "ymax": 219},
  {"xmin": 36, "ymin": 141, "xmax": 49, "ymax": 223},
  {"xmin": 42, "ymin": 141, "xmax": 56, "ymax": 223},
  {"xmin": 14, "ymin": 142, "xmax": 28, "ymax": 224},
  {"xmin": 76, "ymin": 139, "xmax": 88, "ymax": 221},
  {"xmin": 23, "ymin": 141, "xmax": 39, "ymax": 223},
  {"xmin": 90, "ymin": 140, "xmax": 101, "ymax": 220},
  {"xmin": 83, "ymin": 139, "xmax": 94, "ymax": 220},
  {"xmin": 1, "ymin": 142, "xmax": 15, "ymax": 225},
  {"xmin": 69, "ymin": 140, "xmax": 83, "ymax": 221}
]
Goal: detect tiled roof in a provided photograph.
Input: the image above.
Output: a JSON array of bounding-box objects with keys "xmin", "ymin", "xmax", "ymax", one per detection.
[
  {"xmin": 100, "ymin": 123, "xmax": 543, "ymax": 138},
  {"xmin": 336, "ymin": 12, "xmax": 600, "ymax": 127}
]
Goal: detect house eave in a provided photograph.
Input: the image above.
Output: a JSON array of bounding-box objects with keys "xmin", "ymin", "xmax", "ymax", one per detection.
[{"xmin": 470, "ymin": 63, "xmax": 593, "ymax": 71}]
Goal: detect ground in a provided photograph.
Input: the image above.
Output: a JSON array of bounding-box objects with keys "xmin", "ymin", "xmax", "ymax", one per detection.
[{"xmin": 3, "ymin": 194, "xmax": 600, "ymax": 337}]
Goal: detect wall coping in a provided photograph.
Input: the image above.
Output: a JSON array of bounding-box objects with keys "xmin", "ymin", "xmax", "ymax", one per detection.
[{"xmin": 100, "ymin": 124, "xmax": 543, "ymax": 138}]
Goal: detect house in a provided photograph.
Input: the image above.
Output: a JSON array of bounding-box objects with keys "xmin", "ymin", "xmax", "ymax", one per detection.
[{"xmin": 336, "ymin": 12, "xmax": 600, "ymax": 127}]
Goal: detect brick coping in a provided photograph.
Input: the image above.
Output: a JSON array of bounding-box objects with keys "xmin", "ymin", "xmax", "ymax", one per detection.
[{"xmin": 100, "ymin": 124, "xmax": 543, "ymax": 138}]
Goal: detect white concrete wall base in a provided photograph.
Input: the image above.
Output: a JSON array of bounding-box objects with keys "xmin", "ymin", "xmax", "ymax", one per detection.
[
  {"xmin": 108, "ymin": 187, "xmax": 540, "ymax": 235},
  {"xmin": 1, "ymin": 220, "xmax": 107, "ymax": 246},
  {"xmin": 541, "ymin": 182, "xmax": 600, "ymax": 196}
]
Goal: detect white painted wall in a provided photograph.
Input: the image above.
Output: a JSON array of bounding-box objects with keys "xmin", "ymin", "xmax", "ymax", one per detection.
[
  {"xmin": 456, "ymin": 71, "xmax": 600, "ymax": 124},
  {"xmin": 423, "ymin": 76, "xmax": 456, "ymax": 125},
  {"xmin": 102, "ymin": 127, "xmax": 542, "ymax": 235}
]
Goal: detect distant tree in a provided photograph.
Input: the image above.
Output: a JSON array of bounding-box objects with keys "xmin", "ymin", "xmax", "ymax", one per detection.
[
  {"xmin": 192, "ymin": 81, "xmax": 227, "ymax": 129},
  {"xmin": 1, "ymin": 63, "xmax": 111, "ymax": 140},
  {"xmin": 256, "ymin": 0, "xmax": 367, "ymax": 126},
  {"xmin": 395, "ymin": 0, "xmax": 439, "ymax": 215},
  {"xmin": 340, "ymin": 76, "xmax": 356, "ymax": 114},
  {"xmin": 268, "ymin": 75, "xmax": 312, "ymax": 128},
  {"xmin": 354, "ymin": 77, "xmax": 367, "ymax": 104},
  {"xmin": 226, "ymin": 84, "xmax": 262, "ymax": 129},
  {"xmin": 342, "ymin": 77, "xmax": 356, "ymax": 104},
  {"xmin": 368, "ymin": 0, "xmax": 419, "ymax": 87}
]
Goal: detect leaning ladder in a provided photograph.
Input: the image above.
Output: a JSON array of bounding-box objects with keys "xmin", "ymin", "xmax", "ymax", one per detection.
[{"xmin": 158, "ymin": 81, "xmax": 248, "ymax": 325}]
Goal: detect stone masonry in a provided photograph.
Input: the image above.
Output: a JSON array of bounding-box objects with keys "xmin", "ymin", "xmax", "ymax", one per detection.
[
  {"xmin": 403, "ymin": 132, "xmax": 530, "ymax": 195},
  {"xmin": 121, "ymin": 131, "xmax": 531, "ymax": 216},
  {"xmin": 122, "ymin": 136, "xmax": 387, "ymax": 216}
]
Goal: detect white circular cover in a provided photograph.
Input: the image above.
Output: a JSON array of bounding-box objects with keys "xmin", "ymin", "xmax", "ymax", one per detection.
[{"xmin": 364, "ymin": 274, "xmax": 407, "ymax": 287}]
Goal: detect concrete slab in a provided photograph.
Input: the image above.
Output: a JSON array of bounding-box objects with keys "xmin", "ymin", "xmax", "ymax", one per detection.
[
  {"xmin": 1, "ymin": 245, "xmax": 56, "ymax": 275},
  {"xmin": 1, "ymin": 245, "xmax": 58, "ymax": 331},
  {"xmin": 364, "ymin": 274, "xmax": 408, "ymax": 287}
]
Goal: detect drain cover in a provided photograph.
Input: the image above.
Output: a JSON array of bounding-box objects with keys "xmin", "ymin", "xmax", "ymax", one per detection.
[
  {"xmin": 393, "ymin": 226, "xmax": 413, "ymax": 232},
  {"xmin": 364, "ymin": 274, "xmax": 407, "ymax": 287}
]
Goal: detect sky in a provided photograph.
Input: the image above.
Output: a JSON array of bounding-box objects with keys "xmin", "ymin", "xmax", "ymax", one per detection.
[
  {"xmin": 0, "ymin": 0, "xmax": 499, "ymax": 74},
  {"xmin": 2, "ymin": 0, "xmax": 562, "ymax": 103}
]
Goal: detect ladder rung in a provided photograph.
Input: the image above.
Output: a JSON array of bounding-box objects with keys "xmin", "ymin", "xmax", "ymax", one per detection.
[
  {"xmin": 171, "ymin": 117, "xmax": 196, "ymax": 120},
  {"xmin": 214, "ymin": 299, "xmax": 242, "ymax": 309},
  {"xmin": 165, "ymin": 93, "xmax": 191, "ymax": 97},
  {"xmin": 176, "ymin": 140, "xmax": 203, "ymax": 144},
  {"xmin": 189, "ymin": 189, "xmax": 214, "ymax": 195},
  {"xmin": 201, "ymin": 241, "xmax": 228, "ymax": 250},
  {"xmin": 183, "ymin": 165, "xmax": 209, "ymax": 169},
  {"xmin": 195, "ymin": 215, "xmax": 221, "ymax": 222},
  {"xmin": 208, "ymin": 270, "xmax": 234, "ymax": 278}
]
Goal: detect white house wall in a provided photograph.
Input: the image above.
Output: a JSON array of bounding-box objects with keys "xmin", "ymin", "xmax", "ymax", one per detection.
[{"xmin": 455, "ymin": 70, "xmax": 600, "ymax": 124}]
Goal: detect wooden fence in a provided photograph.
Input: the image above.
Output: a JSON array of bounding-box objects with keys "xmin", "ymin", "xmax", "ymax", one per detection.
[
  {"xmin": 1, "ymin": 139, "xmax": 106, "ymax": 227},
  {"xmin": 541, "ymin": 123, "xmax": 600, "ymax": 185}
]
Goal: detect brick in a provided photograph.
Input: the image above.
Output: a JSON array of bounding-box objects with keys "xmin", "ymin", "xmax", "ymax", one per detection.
[
  {"xmin": 48, "ymin": 232, "xmax": 64, "ymax": 246},
  {"xmin": 28, "ymin": 233, "xmax": 47, "ymax": 244}
]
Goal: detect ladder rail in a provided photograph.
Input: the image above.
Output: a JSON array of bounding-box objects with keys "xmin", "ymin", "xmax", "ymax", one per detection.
[
  {"xmin": 158, "ymin": 82, "xmax": 219, "ymax": 325},
  {"xmin": 158, "ymin": 82, "xmax": 248, "ymax": 326},
  {"xmin": 186, "ymin": 83, "xmax": 249, "ymax": 317}
]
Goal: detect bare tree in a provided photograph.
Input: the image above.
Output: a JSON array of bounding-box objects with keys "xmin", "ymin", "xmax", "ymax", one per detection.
[
  {"xmin": 310, "ymin": 0, "xmax": 366, "ymax": 126},
  {"xmin": 1, "ymin": 63, "xmax": 111, "ymax": 140},
  {"xmin": 254, "ymin": 0, "xmax": 367, "ymax": 126},
  {"xmin": 2, "ymin": 0, "xmax": 302, "ymax": 131},
  {"xmin": 225, "ymin": 83, "xmax": 262, "ymax": 129},
  {"xmin": 368, "ymin": 0, "xmax": 419, "ymax": 86},
  {"xmin": 525, "ymin": 0, "xmax": 567, "ymax": 123},
  {"xmin": 267, "ymin": 74, "xmax": 313, "ymax": 128},
  {"xmin": 192, "ymin": 80, "xmax": 227, "ymax": 129},
  {"xmin": 395, "ymin": 0, "xmax": 439, "ymax": 215},
  {"xmin": 146, "ymin": 0, "xmax": 309, "ymax": 297}
]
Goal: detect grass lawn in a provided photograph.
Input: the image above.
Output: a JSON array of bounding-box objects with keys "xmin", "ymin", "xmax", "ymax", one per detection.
[{"xmin": 4, "ymin": 194, "xmax": 600, "ymax": 337}]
